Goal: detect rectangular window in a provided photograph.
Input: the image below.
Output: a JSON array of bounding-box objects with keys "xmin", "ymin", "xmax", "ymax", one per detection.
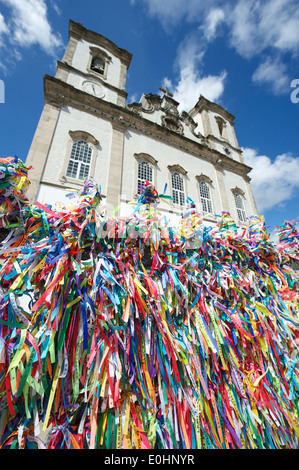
[
  {"xmin": 234, "ymin": 193, "xmax": 246, "ymax": 222},
  {"xmin": 66, "ymin": 140, "xmax": 92, "ymax": 181},
  {"xmin": 202, "ymin": 197, "xmax": 212, "ymax": 213},
  {"xmin": 171, "ymin": 172, "xmax": 185, "ymax": 206},
  {"xmin": 137, "ymin": 161, "xmax": 153, "ymax": 195},
  {"xmin": 199, "ymin": 181, "xmax": 212, "ymax": 213},
  {"xmin": 66, "ymin": 160, "xmax": 79, "ymax": 179}
]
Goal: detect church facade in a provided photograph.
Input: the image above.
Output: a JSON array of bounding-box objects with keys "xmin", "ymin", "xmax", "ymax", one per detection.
[{"xmin": 25, "ymin": 20, "xmax": 258, "ymax": 226}]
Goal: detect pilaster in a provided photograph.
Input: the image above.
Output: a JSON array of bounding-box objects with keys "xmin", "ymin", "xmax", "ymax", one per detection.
[
  {"xmin": 25, "ymin": 103, "xmax": 60, "ymax": 203},
  {"xmin": 214, "ymin": 161, "xmax": 230, "ymax": 213},
  {"xmin": 105, "ymin": 119, "xmax": 127, "ymax": 215}
]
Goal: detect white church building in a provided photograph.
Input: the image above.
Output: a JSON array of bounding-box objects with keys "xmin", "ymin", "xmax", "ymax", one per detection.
[{"xmin": 25, "ymin": 20, "xmax": 258, "ymax": 226}]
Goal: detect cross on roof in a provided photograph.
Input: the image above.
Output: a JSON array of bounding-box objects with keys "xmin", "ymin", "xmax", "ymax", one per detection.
[{"xmin": 159, "ymin": 86, "xmax": 173, "ymax": 97}]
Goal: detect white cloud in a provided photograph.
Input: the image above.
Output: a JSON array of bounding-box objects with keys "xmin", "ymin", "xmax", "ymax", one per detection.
[
  {"xmin": 132, "ymin": 0, "xmax": 299, "ymax": 96},
  {"xmin": 3, "ymin": 0, "xmax": 62, "ymax": 54},
  {"xmin": 227, "ymin": 0, "xmax": 299, "ymax": 58},
  {"xmin": 163, "ymin": 69, "xmax": 227, "ymax": 112},
  {"xmin": 227, "ymin": 0, "xmax": 265, "ymax": 59},
  {"xmin": 136, "ymin": 0, "xmax": 188, "ymax": 25},
  {"xmin": 175, "ymin": 33, "xmax": 206, "ymax": 72},
  {"xmin": 0, "ymin": 12, "xmax": 8, "ymax": 34},
  {"xmin": 132, "ymin": 0, "xmax": 213, "ymax": 27},
  {"xmin": 0, "ymin": 13, "xmax": 8, "ymax": 70},
  {"xmin": 202, "ymin": 7, "xmax": 225, "ymax": 41},
  {"xmin": 259, "ymin": 0, "xmax": 299, "ymax": 53},
  {"xmin": 243, "ymin": 147, "xmax": 299, "ymax": 212},
  {"xmin": 162, "ymin": 33, "xmax": 227, "ymax": 111},
  {"xmin": 134, "ymin": 0, "xmax": 299, "ymax": 57},
  {"xmin": 0, "ymin": 0, "xmax": 63, "ymax": 72},
  {"xmin": 49, "ymin": 0, "xmax": 62, "ymax": 16},
  {"xmin": 252, "ymin": 56, "xmax": 289, "ymax": 95},
  {"xmin": 0, "ymin": 12, "xmax": 9, "ymax": 48}
]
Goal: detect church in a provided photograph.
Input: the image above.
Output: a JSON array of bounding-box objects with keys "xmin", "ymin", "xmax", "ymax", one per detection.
[{"xmin": 25, "ymin": 20, "xmax": 258, "ymax": 226}]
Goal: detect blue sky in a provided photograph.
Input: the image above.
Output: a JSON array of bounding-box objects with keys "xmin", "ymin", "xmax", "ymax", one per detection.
[{"xmin": 0, "ymin": 0, "xmax": 298, "ymax": 233}]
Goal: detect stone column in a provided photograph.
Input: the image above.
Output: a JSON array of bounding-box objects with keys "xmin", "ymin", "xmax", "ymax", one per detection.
[
  {"xmin": 25, "ymin": 103, "xmax": 60, "ymax": 203},
  {"xmin": 105, "ymin": 119, "xmax": 127, "ymax": 216}
]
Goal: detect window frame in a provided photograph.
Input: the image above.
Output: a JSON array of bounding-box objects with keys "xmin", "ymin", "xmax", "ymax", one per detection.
[
  {"xmin": 198, "ymin": 180, "xmax": 213, "ymax": 214},
  {"xmin": 60, "ymin": 131, "xmax": 99, "ymax": 186},
  {"xmin": 66, "ymin": 140, "xmax": 93, "ymax": 182},
  {"xmin": 87, "ymin": 47, "xmax": 111, "ymax": 81},
  {"xmin": 232, "ymin": 188, "xmax": 247, "ymax": 223},
  {"xmin": 168, "ymin": 165, "xmax": 187, "ymax": 208},
  {"xmin": 171, "ymin": 172, "xmax": 185, "ymax": 206},
  {"xmin": 215, "ymin": 116, "xmax": 228, "ymax": 140},
  {"xmin": 195, "ymin": 174, "xmax": 214, "ymax": 217},
  {"xmin": 90, "ymin": 56, "xmax": 105, "ymax": 76},
  {"xmin": 137, "ymin": 160, "xmax": 153, "ymax": 195},
  {"xmin": 133, "ymin": 153, "xmax": 157, "ymax": 199}
]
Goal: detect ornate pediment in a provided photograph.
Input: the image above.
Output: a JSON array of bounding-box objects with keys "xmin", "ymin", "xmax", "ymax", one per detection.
[
  {"xmin": 126, "ymin": 102, "xmax": 143, "ymax": 115},
  {"xmin": 161, "ymin": 94, "xmax": 180, "ymax": 116},
  {"xmin": 127, "ymin": 91, "xmax": 209, "ymax": 143},
  {"xmin": 231, "ymin": 186, "xmax": 245, "ymax": 196},
  {"xmin": 167, "ymin": 164, "xmax": 187, "ymax": 176},
  {"xmin": 196, "ymin": 173, "xmax": 213, "ymax": 185},
  {"xmin": 140, "ymin": 93, "xmax": 162, "ymax": 113},
  {"xmin": 127, "ymin": 93, "xmax": 161, "ymax": 115},
  {"xmin": 133, "ymin": 152, "xmax": 158, "ymax": 165},
  {"xmin": 161, "ymin": 114, "xmax": 184, "ymax": 134}
]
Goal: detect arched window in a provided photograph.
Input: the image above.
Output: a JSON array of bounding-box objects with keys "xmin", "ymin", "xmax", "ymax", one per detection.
[
  {"xmin": 199, "ymin": 180, "xmax": 213, "ymax": 213},
  {"xmin": 171, "ymin": 172, "xmax": 185, "ymax": 206},
  {"xmin": 137, "ymin": 161, "xmax": 153, "ymax": 195},
  {"xmin": 88, "ymin": 47, "xmax": 111, "ymax": 80},
  {"xmin": 215, "ymin": 116, "xmax": 227, "ymax": 138},
  {"xmin": 234, "ymin": 192, "xmax": 246, "ymax": 222},
  {"xmin": 66, "ymin": 140, "xmax": 93, "ymax": 181},
  {"xmin": 90, "ymin": 56, "xmax": 105, "ymax": 75}
]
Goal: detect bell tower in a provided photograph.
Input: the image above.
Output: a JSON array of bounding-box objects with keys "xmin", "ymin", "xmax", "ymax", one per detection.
[
  {"xmin": 25, "ymin": 20, "xmax": 132, "ymax": 203},
  {"xmin": 55, "ymin": 21, "xmax": 132, "ymax": 107}
]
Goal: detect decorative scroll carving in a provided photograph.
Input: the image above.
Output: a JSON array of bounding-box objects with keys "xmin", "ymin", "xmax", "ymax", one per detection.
[
  {"xmin": 161, "ymin": 115, "xmax": 184, "ymax": 134},
  {"xmin": 127, "ymin": 92, "xmax": 211, "ymax": 143},
  {"xmin": 181, "ymin": 111, "xmax": 204, "ymax": 139}
]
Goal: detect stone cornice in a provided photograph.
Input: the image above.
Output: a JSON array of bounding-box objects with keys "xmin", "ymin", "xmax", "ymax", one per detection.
[
  {"xmin": 43, "ymin": 75, "xmax": 252, "ymax": 179},
  {"xmin": 206, "ymin": 133, "xmax": 242, "ymax": 154},
  {"xmin": 69, "ymin": 20, "xmax": 132, "ymax": 67},
  {"xmin": 190, "ymin": 95, "xmax": 235, "ymax": 123},
  {"xmin": 56, "ymin": 60, "xmax": 128, "ymax": 98},
  {"xmin": 111, "ymin": 117, "xmax": 128, "ymax": 132}
]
